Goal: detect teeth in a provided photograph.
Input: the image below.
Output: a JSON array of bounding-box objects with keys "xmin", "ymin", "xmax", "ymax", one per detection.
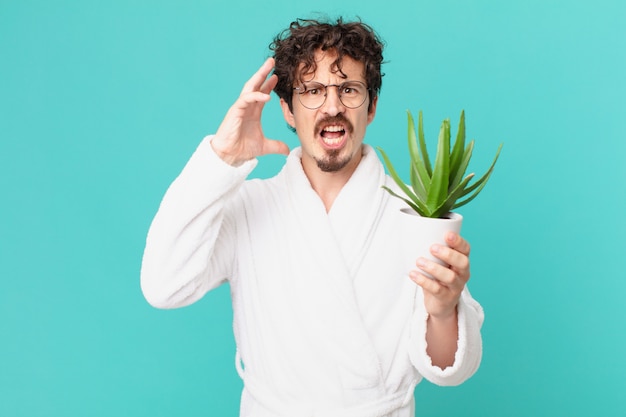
[
  {"xmin": 323, "ymin": 137, "xmax": 343, "ymax": 145},
  {"xmin": 323, "ymin": 125, "xmax": 344, "ymax": 132}
]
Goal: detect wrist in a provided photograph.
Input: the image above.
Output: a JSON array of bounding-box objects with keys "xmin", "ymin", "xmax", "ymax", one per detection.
[
  {"xmin": 428, "ymin": 305, "xmax": 458, "ymax": 323},
  {"xmin": 210, "ymin": 138, "xmax": 247, "ymax": 167}
]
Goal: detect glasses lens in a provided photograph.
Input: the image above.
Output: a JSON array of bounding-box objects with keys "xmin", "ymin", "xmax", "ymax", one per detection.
[
  {"xmin": 297, "ymin": 83, "xmax": 326, "ymax": 109},
  {"xmin": 338, "ymin": 81, "xmax": 367, "ymax": 109}
]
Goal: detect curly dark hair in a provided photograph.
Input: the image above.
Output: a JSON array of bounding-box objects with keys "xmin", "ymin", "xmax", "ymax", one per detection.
[{"xmin": 270, "ymin": 17, "xmax": 385, "ymax": 112}]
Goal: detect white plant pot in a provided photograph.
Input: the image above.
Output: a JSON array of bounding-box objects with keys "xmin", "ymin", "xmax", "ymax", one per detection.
[{"xmin": 399, "ymin": 208, "xmax": 463, "ymax": 279}]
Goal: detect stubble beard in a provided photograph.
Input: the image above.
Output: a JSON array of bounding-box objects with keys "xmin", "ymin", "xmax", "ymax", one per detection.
[{"xmin": 315, "ymin": 149, "xmax": 351, "ymax": 172}]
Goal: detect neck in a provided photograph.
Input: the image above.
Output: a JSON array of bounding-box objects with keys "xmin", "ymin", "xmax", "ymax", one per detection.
[{"xmin": 301, "ymin": 147, "xmax": 363, "ymax": 212}]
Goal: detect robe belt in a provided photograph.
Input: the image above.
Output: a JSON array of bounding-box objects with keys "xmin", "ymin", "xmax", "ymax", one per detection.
[{"xmin": 236, "ymin": 351, "xmax": 417, "ymax": 417}]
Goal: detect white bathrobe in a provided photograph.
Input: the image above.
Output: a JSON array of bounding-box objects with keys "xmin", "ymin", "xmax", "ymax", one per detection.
[{"xmin": 141, "ymin": 136, "xmax": 484, "ymax": 417}]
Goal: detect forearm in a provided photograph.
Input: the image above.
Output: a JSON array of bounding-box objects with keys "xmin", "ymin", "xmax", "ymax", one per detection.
[
  {"xmin": 408, "ymin": 287, "xmax": 483, "ymax": 386},
  {"xmin": 425, "ymin": 308, "xmax": 459, "ymax": 369}
]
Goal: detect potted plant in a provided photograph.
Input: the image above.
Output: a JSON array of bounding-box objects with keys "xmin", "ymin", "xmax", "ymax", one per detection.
[{"xmin": 377, "ymin": 110, "xmax": 502, "ymax": 276}]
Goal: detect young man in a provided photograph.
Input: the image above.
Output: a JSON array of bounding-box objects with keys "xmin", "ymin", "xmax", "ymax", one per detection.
[{"xmin": 141, "ymin": 18, "xmax": 483, "ymax": 417}]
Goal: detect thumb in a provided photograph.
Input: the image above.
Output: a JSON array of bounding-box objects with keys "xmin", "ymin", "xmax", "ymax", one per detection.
[{"xmin": 262, "ymin": 139, "xmax": 290, "ymax": 156}]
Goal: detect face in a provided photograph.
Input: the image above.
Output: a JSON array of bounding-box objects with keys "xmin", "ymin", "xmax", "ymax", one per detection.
[{"xmin": 280, "ymin": 50, "xmax": 378, "ymax": 175}]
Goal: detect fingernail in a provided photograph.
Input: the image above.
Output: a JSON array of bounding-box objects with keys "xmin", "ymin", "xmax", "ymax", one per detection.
[
  {"xmin": 431, "ymin": 244, "xmax": 440, "ymax": 254},
  {"xmin": 409, "ymin": 270, "xmax": 423, "ymax": 283}
]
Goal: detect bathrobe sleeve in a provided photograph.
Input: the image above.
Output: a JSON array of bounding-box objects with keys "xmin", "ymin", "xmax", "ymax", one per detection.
[
  {"xmin": 408, "ymin": 286, "xmax": 484, "ymax": 386},
  {"xmin": 140, "ymin": 135, "xmax": 257, "ymax": 309}
]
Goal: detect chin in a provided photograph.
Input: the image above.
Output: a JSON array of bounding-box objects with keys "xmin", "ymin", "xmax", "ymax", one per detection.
[
  {"xmin": 316, "ymin": 158, "xmax": 350, "ymax": 172},
  {"xmin": 315, "ymin": 148, "xmax": 358, "ymax": 172}
]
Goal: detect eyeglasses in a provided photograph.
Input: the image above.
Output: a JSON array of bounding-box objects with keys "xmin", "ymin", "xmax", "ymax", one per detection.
[{"xmin": 293, "ymin": 81, "xmax": 370, "ymax": 110}]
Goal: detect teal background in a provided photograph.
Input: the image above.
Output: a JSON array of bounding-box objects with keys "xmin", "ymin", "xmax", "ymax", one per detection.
[{"xmin": 1, "ymin": 0, "xmax": 625, "ymax": 415}]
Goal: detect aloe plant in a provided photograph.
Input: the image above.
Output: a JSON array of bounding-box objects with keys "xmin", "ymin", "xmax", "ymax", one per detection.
[{"xmin": 377, "ymin": 110, "xmax": 502, "ymax": 219}]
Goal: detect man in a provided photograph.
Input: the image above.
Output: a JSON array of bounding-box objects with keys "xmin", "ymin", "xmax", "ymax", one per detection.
[{"xmin": 141, "ymin": 18, "xmax": 483, "ymax": 417}]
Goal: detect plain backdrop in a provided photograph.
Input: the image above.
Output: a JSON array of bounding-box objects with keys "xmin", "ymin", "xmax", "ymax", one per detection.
[{"xmin": 1, "ymin": 0, "xmax": 625, "ymax": 416}]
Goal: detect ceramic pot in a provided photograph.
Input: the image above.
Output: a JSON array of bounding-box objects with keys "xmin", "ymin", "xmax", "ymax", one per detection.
[{"xmin": 399, "ymin": 208, "xmax": 463, "ymax": 278}]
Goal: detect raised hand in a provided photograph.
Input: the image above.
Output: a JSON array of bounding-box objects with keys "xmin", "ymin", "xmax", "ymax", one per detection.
[{"xmin": 211, "ymin": 58, "xmax": 290, "ymax": 166}]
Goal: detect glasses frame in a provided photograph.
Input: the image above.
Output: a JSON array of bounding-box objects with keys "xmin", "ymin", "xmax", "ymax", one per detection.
[{"xmin": 292, "ymin": 81, "xmax": 370, "ymax": 110}]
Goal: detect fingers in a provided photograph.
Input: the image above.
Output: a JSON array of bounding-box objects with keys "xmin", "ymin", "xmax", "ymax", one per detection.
[
  {"xmin": 261, "ymin": 139, "xmax": 290, "ymax": 156},
  {"xmin": 446, "ymin": 232, "xmax": 470, "ymax": 256},
  {"xmin": 412, "ymin": 237, "xmax": 470, "ymax": 288},
  {"xmin": 260, "ymin": 74, "xmax": 278, "ymax": 95},
  {"xmin": 431, "ymin": 244, "xmax": 469, "ymax": 276},
  {"xmin": 410, "ymin": 259, "xmax": 464, "ymax": 320},
  {"xmin": 236, "ymin": 91, "xmax": 273, "ymax": 107},
  {"xmin": 233, "ymin": 61, "xmax": 278, "ymax": 115},
  {"xmin": 410, "ymin": 269, "xmax": 444, "ymax": 295},
  {"xmin": 228, "ymin": 88, "xmax": 273, "ymax": 121},
  {"xmin": 241, "ymin": 58, "xmax": 276, "ymax": 95},
  {"xmin": 410, "ymin": 232, "xmax": 472, "ymax": 319},
  {"xmin": 415, "ymin": 257, "xmax": 459, "ymax": 287},
  {"xmin": 429, "ymin": 233, "xmax": 471, "ymax": 281}
]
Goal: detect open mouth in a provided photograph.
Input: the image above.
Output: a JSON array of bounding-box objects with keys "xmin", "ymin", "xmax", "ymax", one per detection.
[
  {"xmin": 320, "ymin": 125, "xmax": 346, "ymax": 146},
  {"xmin": 315, "ymin": 116, "xmax": 353, "ymax": 149}
]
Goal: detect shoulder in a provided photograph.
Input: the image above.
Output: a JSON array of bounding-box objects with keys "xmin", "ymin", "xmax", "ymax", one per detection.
[{"xmin": 236, "ymin": 169, "xmax": 287, "ymax": 208}]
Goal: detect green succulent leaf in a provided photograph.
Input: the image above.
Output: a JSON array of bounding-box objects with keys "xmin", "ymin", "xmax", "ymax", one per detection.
[
  {"xmin": 449, "ymin": 110, "xmax": 466, "ymax": 182},
  {"xmin": 454, "ymin": 143, "xmax": 503, "ymax": 208},
  {"xmin": 411, "ymin": 112, "xmax": 432, "ymax": 198},
  {"xmin": 417, "ymin": 111, "xmax": 432, "ymax": 176},
  {"xmin": 449, "ymin": 140, "xmax": 475, "ymax": 191},
  {"xmin": 407, "ymin": 112, "xmax": 428, "ymax": 201},
  {"xmin": 377, "ymin": 147, "xmax": 427, "ymax": 213},
  {"xmin": 427, "ymin": 119, "xmax": 450, "ymax": 212},
  {"xmin": 407, "ymin": 111, "xmax": 420, "ymax": 171},
  {"xmin": 409, "ymin": 163, "xmax": 427, "ymax": 202},
  {"xmin": 432, "ymin": 173, "xmax": 475, "ymax": 218},
  {"xmin": 381, "ymin": 185, "xmax": 428, "ymax": 216}
]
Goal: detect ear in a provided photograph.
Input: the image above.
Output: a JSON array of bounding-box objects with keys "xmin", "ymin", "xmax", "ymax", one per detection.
[
  {"xmin": 280, "ymin": 98, "xmax": 296, "ymax": 129},
  {"xmin": 367, "ymin": 95, "xmax": 378, "ymax": 124}
]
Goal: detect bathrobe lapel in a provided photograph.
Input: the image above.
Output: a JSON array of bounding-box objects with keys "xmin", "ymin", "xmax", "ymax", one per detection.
[
  {"xmin": 327, "ymin": 146, "xmax": 390, "ymax": 279},
  {"xmin": 281, "ymin": 145, "xmax": 389, "ymax": 391}
]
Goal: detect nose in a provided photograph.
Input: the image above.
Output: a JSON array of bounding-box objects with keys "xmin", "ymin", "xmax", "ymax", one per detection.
[{"xmin": 320, "ymin": 85, "xmax": 346, "ymax": 116}]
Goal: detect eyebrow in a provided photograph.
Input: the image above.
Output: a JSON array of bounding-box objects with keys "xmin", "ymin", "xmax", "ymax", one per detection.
[{"xmin": 302, "ymin": 80, "xmax": 364, "ymax": 85}]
